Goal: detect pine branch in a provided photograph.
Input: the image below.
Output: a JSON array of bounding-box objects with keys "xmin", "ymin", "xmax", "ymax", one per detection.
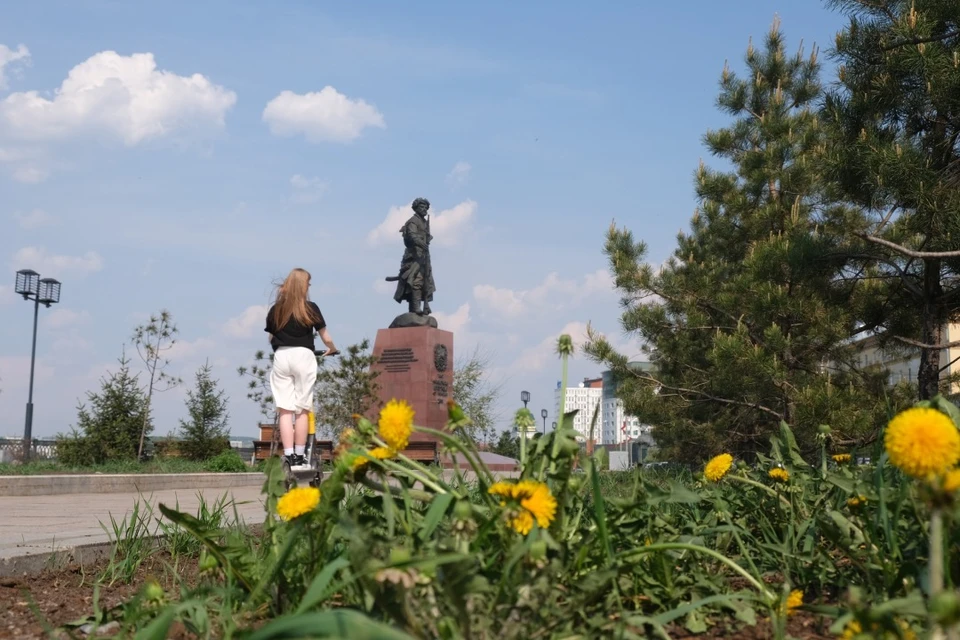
[
  {"xmin": 892, "ymin": 335, "xmax": 960, "ymax": 350},
  {"xmin": 881, "ymin": 29, "xmax": 960, "ymax": 51},
  {"xmin": 857, "ymin": 234, "xmax": 960, "ymax": 259},
  {"xmin": 630, "ymin": 372, "xmax": 786, "ymax": 421}
]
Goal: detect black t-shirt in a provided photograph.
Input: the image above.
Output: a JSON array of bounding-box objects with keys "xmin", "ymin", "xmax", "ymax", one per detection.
[{"xmin": 265, "ymin": 302, "xmax": 326, "ymax": 352}]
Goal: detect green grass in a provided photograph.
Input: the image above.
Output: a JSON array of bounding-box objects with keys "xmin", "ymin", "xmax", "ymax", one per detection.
[{"xmin": 0, "ymin": 451, "xmax": 254, "ymax": 476}]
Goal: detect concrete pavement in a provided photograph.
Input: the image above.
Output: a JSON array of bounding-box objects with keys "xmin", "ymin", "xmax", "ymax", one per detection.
[{"xmin": 0, "ymin": 485, "xmax": 266, "ymax": 574}]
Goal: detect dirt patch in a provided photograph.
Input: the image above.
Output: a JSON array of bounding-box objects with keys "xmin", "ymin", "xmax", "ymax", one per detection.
[
  {"xmin": 2, "ymin": 558, "xmax": 840, "ymax": 639},
  {"xmin": 666, "ymin": 611, "xmax": 835, "ymax": 639},
  {"xmin": 0, "ymin": 554, "xmax": 200, "ymax": 639}
]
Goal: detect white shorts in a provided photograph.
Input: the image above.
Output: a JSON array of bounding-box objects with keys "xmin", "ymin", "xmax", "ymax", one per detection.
[{"xmin": 270, "ymin": 347, "xmax": 317, "ymax": 413}]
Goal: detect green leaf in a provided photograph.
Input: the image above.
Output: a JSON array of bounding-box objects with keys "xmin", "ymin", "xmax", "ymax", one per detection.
[
  {"xmin": 684, "ymin": 610, "xmax": 708, "ymax": 634},
  {"xmin": 296, "ymin": 556, "xmax": 352, "ymax": 613},
  {"xmin": 243, "ymin": 609, "xmax": 419, "ymax": 640},
  {"xmin": 589, "ymin": 458, "xmax": 614, "ymax": 563},
  {"xmin": 418, "ymin": 493, "xmax": 453, "ymax": 541}
]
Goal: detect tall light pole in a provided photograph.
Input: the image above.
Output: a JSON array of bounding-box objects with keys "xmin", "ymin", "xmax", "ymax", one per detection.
[
  {"xmin": 541, "ymin": 409, "xmax": 548, "ymax": 434},
  {"xmin": 520, "ymin": 390, "xmax": 530, "ymax": 409},
  {"xmin": 15, "ymin": 270, "xmax": 61, "ymax": 461}
]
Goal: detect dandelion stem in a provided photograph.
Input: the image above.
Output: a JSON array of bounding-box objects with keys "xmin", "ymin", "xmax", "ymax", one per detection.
[
  {"xmin": 727, "ymin": 475, "xmax": 793, "ymax": 509},
  {"xmin": 621, "ymin": 542, "xmax": 774, "ymax": 601},
  {"xmin": 930, "ymin": 507, "xmax": 946, "ymax": 639}
]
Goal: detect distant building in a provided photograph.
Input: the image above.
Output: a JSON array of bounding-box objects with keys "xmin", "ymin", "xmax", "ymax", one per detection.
[
  {"xmin": 601, "ymin": 362, "xmax": 655, "ymax": 446},
  {"xmin": 850, "ymin": 323, "xmax": 960, "ymax": 397},
  {"xmin": 554, "ymin": 377, "xmax": 603, "ymax": 442}
]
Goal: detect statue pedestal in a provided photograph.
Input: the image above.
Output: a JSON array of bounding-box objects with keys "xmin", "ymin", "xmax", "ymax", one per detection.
[{"xmin": 370, "ymin": 326, "xmax": 453, "ymax": 440}]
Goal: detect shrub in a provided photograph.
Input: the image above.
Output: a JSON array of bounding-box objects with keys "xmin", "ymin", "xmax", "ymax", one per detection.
[{"xmin": 204, "ymin": 449, "xmax": 247, "ymax": 473}]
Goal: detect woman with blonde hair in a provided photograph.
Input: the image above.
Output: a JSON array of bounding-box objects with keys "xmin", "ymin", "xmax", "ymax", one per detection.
[{"xmin": 265, "ymin": 268, "xmax": 337, "ymax": 469}]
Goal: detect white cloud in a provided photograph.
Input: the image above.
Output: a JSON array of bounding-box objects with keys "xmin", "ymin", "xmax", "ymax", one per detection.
[
  {"xmin": 0, "ymin": 355, "xmax": 55, "ymax": 390},
  {"xmin": 44, "ymin": 308, "xmax": 90, "ymax": 329},
  {"xmin": 511, "ymin": 322, "xmax": 590, "ymax": 373},
  {"xmin": 446, "ymin": 161, "xmax": 471, "ymax": 188},
  {"xmin": 0, "ymin": 44, "xmax": 30, "ymax": 90},
  {"xmin": 433, "ymin": 303, "xmax": 471, "ymax": 335},
  {"xmin": 263, "ymin": 87, "xmax": 385, "ymax": 143},
  {"xmin": 165, "ymin": 336, "xmax": 217, "ymax": 361},
  {"xmin": 0, "ymin": 146, "xmax": 48, "ymax": 183},
  {"xmin": 289, "ymin": 174, "xmax": 329, "ymax": 204},
  {"xmin": 474, "ymin": 269, "xmax": 613, "ymax": 319},
  {"xmin": 223, "ymin": 304, "xmax": 269, "ymax": 339},
  {"xmin": 15, "ymin": 208, "xmax": 53, "ymax": 229},
  {"xmin": 0, "ymin": 50, "xmax": 236, "ymax": 145},
  {"xmin": 367, "ymin": 200, "xmax": 477, "ymax": 248},
  {"xmin": 11, "ymin": 246, "xmax": 103, "ymax": 279}
]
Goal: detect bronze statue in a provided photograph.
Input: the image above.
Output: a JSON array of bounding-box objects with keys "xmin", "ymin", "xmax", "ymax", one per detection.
[{"xmin": 386, "ymin": 197, "xmax": 436, "ymax": 319}]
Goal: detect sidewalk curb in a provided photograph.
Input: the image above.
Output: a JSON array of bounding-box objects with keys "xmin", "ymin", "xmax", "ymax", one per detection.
[
  {"xmin": 0, "ymin": 472, "xmax": 265, "ymax": 497},
  {"xmin": 0, "ymin": 540, "xmax": 138, "ymax": 578}
]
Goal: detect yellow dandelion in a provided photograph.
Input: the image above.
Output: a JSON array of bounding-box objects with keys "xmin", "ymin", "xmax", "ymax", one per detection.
[
  {"xmin": 846, "ymin": 495, "xmax": 866, "ymax": 509},
  {"xmin": 704, "ymin": 453, "xmax": 733, "ymax": 482},
  {"xmin": 378, "ymin": 399, "xmax": 415, "ymax": 451},
  {"xmin": 351, "ymin": 446, "xmax": 395, "ymax": 471},
  {"xmin": 841, "ymin": 620, "xmax": 915, "ymax": 640},
  {"xmin": 513, "ymin": 480, "xmax": 558, "ymax": 529},
  {"xmin": 489, "ymin": 480, "xmax": 557, "ymax": 533},
  {"xmin": 509, "ymin": 510, "xmax": 535, "ymax": 536},
  {"xmin": 885, "ymin": 407, "xmax": 960, "ymax": 478},
  {"xmin": 276, "ymin": 486, "xmax": 320, "ymax": 521},
  {"xmin": 768, "ymin": 467, "xmax": 790, "ymax": 483},
  {"xmin": 786, "ymin": 589, "xmax": 803, "ymax": 613},
  {"xmin": 488, "ymin": 481, "xmax": 514, "ymax": 499},
  {"xmin": 944, "ymin": 468, "xmax": 960, "ymax": 493},
  {"xmin": 832, "ymin": 453, "xmax": 852, "ymax": 464}
]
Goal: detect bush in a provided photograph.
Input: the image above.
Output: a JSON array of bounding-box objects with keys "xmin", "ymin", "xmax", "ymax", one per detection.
[{"xmin": 203, "ymin": 449, "xmax": 247, "ymax": 473}]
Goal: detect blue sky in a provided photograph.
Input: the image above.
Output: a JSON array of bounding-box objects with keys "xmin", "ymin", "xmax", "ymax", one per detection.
[{"xmin": 0, "ymin": 1, "xmax": 848, "ymax": 439}]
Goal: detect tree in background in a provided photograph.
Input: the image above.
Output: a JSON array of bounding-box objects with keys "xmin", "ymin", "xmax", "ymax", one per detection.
[
  {"xmin": 587, "ymin": 20, "xmax": 894, "ymax": 462},
  {"xmin": 824, "ymin": 0, "xmax": 960, "ymax": 399},
  {"xmin": 178, "ymin": 361, "xmax": 230, "ymax": 461},
  {"xmin": 452, "ymin": 346, "xmax": 503, "ymax": 445},
  {"xmin": 314, "ymin": 340, "xmax": 381, "ymax": 440},
  {"xmin": 57, "ymin": 350, "xmax": 151, "ymax": 465},
  {"xmin": 491, "ymin": 429, "xmax": 520, "ymax": 461},
  {"xmin": 132, "ymin": 310, "xmax": 181, "ymax": 460},
  {"xmin": 238, "ymin": 350, "xmax": 275, "ymax": 422}
]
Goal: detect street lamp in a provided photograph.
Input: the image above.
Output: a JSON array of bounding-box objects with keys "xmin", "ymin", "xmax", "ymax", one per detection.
[
  {"xmin": 15, "ymin": 269, "xmax": 61, "ymax": 461},
  {"xmin": 551, "ymin": 421, "xmax": 557, "ymax": 432},
  {"xmin": 541, "ymin": 409, "xmax": 548, "ymax": 434},
  {"xmin": 520, "ymin": 390, "xmax": 530, "ymax": 409}
]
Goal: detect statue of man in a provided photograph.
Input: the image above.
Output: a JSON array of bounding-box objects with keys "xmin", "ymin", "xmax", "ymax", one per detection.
[{"xmin": 389, "ymin": 197, "xmax": 435, "ymax": 315}]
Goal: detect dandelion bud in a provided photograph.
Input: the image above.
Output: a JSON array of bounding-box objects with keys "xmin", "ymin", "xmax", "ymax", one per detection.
[
  {"xmin": 454, "ymin": 500, "xmax": 473, "ymax": 520},
  {"xmin": 389, "ymin": 547, "xmax": 412, "ymax": 565}
]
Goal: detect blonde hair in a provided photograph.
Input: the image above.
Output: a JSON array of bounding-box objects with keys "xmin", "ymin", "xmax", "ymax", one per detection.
[{"xmin": 272, "ymin": 268, "xmax": 320, "ymax": 329}]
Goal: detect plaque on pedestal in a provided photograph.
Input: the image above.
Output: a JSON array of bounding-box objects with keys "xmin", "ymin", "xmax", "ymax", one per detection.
[{"xmin": 370, "ymin": 326, "xmax": 454, "ymax": 441}]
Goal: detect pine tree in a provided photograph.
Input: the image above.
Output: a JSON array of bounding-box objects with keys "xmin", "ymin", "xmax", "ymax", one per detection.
[
  {"xmin": 823, "ymin": 0, "xmax": 960, "ymax": 400},
  {"xmin": 57, "ymin": 350, "xmax": 152, "ymax": 465},
  {"xmin": 179, "ymin": 361, "xmax": 230, "ymax": 461},
  {"xmin": 586, "ymin": 20, "xmax": 894, "ymax": 462}
]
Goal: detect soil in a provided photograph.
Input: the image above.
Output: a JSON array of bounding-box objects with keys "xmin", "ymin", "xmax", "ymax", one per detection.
[
  {"xmin": 2, "ymin": 559, "xmax": 839, "ymax": 639},
  {"xmin": 0, "ymin": 554, "xmax": 200, "ymax": 640},
  {"xmin": 666, "ymin": 612, "xmax": 836, "ymax": 639}
]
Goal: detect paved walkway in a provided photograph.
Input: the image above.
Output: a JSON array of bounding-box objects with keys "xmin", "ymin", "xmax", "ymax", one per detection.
[{"xmin": 0, "ymin": 485, "xmax": 266, "ymax": 560}]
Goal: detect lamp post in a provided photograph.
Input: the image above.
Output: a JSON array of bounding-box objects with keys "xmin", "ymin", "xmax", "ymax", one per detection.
[
  {"xmin": 520, "ymin": 390, "xmax": 530, "ymax": 409},
  {"xmin": 541, "ymin": 409, "xmax": 548, "ymax": 434},
  {"xmin": 15, "ymin": 270, "xmax": 61, "ymax": 461},
  {"xmin": 551, "ymin": 421, "xmax": 557, "ymax": 432}
]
